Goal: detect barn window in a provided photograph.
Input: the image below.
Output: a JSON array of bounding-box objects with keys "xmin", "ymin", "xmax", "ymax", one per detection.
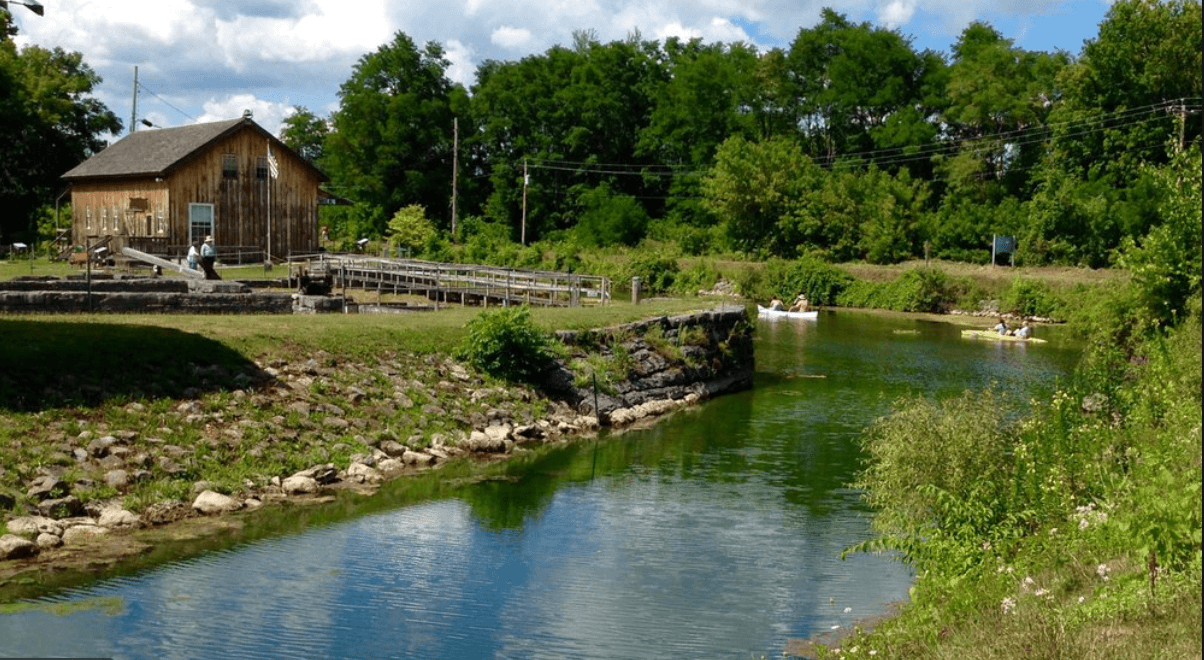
[
  {"xmin": 100, "ymin": 207, "xmax": 107, "ymax": 232},
  {"xmin": 222, "ymin": 154, "xmax": 238, "ymax": 178},
  {"xmin": 85, "ymin": 206, "xmax": 92, "ymax": 231},
  {"xmin": 156, "ymin": 203, "xmax": 166, "ymax": 235},
  {"xmin": 256, "ymin": 157, "xmax": 269, "ymax": 180}
]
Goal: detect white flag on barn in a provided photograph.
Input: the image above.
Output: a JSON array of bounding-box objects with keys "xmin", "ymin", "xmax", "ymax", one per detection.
[{"xmin": 267, "ymin": 144, "xmax": 279, "ymax": 179}]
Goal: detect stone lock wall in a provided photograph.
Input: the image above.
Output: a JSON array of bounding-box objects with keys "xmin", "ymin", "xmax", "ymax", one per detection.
[{"xmin": 542, "ymin": 304, "xmax": 755, "ymax": 422}]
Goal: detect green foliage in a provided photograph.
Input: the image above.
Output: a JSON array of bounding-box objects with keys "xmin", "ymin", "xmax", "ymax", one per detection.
[
  {"xmin": 736, "ymin": 257, "xmax": 853, "ymax": 305},
  {"xmin": 703, "ymin": 135, "xmax": 819, "ymax": 255},
  {"xmin": 622, "ymin": 251, "xmax": 680, "ymax": 296},
  {"xmin": 458, "ymin": 306, "xmax": 557, "ymax": 383},
  {"xmin": 277, "ymin": 106, "xmax": 329, "ymax": 164},
  {"xmin": 574, "ymin": 183, "xmax": 649, "ymax": 247},
  {"xmin": 386, "ymin": 205, "xmax": 438, "ymax": 251},
  {"xmin": 1000, "ymin": 277, "xmax": 1062, "ymax": 318},
  {"xmin": 1, "ymin": 18, "xmax": 121, "ymax": 243},
  {"xmin": 837, "ymin": 267, "xmax": 964, "ymax": 313},
  {"xmin": 324, "ymin": 32, "xmax": 459, "ymax": 231},
  {"xmin": 1119, "ymin": 147, "xmax": 1202, "ymax": 330}
]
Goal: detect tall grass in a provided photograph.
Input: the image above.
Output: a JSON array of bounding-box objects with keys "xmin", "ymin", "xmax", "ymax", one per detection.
[{"xmin": 839, "ymin": 294, "xmax": 1202, "ymax": 659}]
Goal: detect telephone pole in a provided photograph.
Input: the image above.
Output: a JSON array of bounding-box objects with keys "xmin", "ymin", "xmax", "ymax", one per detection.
[
  {"xmin": 130, "ymin": 66, "xmax": 139, "ymax": 134},
  {"xmin": 521, "ymin": 159, "xmax": 528, "ymax": 246},
  {"xmin": 451, "ymin": 118, "xmax": 458, "ymax": 240}
]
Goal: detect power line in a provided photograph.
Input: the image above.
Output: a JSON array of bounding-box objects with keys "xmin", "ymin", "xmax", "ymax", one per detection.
[{"xmin": 135, "ymin": 81, "xmax": 197, "ymax": 123}]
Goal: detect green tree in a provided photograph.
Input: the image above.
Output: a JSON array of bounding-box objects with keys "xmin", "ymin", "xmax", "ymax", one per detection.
[
  {"xmin": 324, "ymin": 32, "xmax": 461, "ymax": 237},
  {"xmin": 386, "ymin": 204, "xmax": 437, "ymax": 252},
  {"xmin": 786, "ymin": 9, "xmax": 946, "ymax": 166},
  {"xmin": 1120, "ymin": 146, "xmax": 1202, "ymax": 329},
  {"xmin": 702, "ymin": 135, "xmax": 820, "ymax": 256},
  {"xmin": 0, "ymin": 14, "xmax": 121, "ymax": 243},
  {"xmin": 278, "ymin": 107, "xmax": 329, "ymax": 164}
]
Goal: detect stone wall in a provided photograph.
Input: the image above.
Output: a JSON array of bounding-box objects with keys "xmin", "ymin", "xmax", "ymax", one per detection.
[
  {"xmin": 542, "ymin": 304, "xmax": 754, "ymax": 421},
  {"xmin": 0, "ymin": 276, "xmax": 298, "ymax": 314}
]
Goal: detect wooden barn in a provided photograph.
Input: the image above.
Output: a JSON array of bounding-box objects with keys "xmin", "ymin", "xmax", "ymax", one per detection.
[{"xmin": 62, "ymin": 113, "xmax": 327, "ymax": 264}]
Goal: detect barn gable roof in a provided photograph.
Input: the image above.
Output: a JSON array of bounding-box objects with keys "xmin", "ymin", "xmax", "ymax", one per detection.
[{"xmin": 62, "ymin": 117, "xmax": 325, "ymax": 182}]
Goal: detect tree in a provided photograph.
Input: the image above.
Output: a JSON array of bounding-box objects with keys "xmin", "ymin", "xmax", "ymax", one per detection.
[
  {"xmin": 0, "ymin": 14, "xmax": 121, "ymax": 243},
  {"xmin": 323, "ymin": 32, "xmax": 460, "ymax": 238},
  {"xmin": 278, "ymin": 107, "xmax": 328, "ymax": 164},
  {"xmin": 941, "ymin": 22, "xmax": 1069, "ymax": 198},
  {"xmin": 702, "ymin": 135, "xmax": 820, "ymax": 256},
  {"xmin": 786, "ymin": 9, "xmax": 946, "ymax": 166}
]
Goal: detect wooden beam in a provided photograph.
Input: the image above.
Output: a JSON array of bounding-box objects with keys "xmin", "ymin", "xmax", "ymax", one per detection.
[{"xmin": 121, "ymin": 247, "xmax": 205, "ymax": 279}]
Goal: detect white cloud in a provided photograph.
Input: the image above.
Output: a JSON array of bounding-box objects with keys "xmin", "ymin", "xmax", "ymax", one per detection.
[
  {"xmin": 444, "ymin": 40, "xmax": 478, "ymax": 88},
  {"xmin": 491, "ymin": 25, "xmax": 534, "ymax": 50},
  {"xmin": 878, "ymin": 0, "xmax": 918, "ymax": 28},
  {"xmin": 196, "ymin": 94, "xmax": 295, "ymax": 136}
]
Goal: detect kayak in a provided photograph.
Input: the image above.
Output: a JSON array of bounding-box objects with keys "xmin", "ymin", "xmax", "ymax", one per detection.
[
  {"xmin": 757, "ymin": 305, "xmax": 818, "ymax": 320},
  {"xmin": 961, "ymin": 329, "xmax": 1046, "ymax": 344}
]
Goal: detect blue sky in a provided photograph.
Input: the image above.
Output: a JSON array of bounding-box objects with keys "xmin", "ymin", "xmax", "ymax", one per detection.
[{"xmin": 8, "ymin": 0, "xmax": 1116, "ymax": 140}]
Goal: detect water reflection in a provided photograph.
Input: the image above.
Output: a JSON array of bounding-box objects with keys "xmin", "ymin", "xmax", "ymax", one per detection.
[{"xmin": 0, "ymin": 311, "xmax": 1079, "ymax": 659}]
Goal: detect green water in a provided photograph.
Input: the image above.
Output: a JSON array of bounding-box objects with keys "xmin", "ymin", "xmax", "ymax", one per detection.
[{"xmin": 0, "ymin": 311, "xmax": 1079, "ymax": 659}]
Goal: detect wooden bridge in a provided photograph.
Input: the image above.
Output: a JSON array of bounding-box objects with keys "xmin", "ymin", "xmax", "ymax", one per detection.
[{"xmin": 289, "ymin": 254, "xmax": 611, "ymax": 308}]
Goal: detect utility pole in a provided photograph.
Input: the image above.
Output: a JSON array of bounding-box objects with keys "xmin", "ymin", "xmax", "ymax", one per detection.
[
  {"xmin": 521, "ymin": 159, "xmax": 528, "ymax": 246},
  {"xmin": 130, "ymin": 66, "xmax": 139, "ymax": 134},
  {"xmin": 451, "ymin": 118, "xmax": 458, "ymax": 240}
]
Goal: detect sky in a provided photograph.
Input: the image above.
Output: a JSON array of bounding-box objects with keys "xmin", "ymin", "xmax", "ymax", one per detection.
[{"xmin": 7, "ymin": 0, "xmax": 1117, "ymax": 141}]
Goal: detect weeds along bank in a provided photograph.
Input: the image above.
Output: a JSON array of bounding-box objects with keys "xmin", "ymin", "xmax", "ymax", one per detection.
[
  {"xmin": 0, "ymin": 304, "xmax": 753, "ymax": 594},
  {"xmin": 825, "ymin": 293, "xmax": 1202, "ymax": 659}
]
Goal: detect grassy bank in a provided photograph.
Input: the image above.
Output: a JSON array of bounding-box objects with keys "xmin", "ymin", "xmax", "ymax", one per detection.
[{"xmin": 825, "ymin": 293, "xmax": 1202, "ymax": 659}]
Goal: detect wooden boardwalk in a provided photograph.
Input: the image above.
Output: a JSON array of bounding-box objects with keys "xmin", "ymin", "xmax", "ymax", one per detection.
[{"xmin": 290, "ymin": 253, "xmax": 610, "ymax": 308}]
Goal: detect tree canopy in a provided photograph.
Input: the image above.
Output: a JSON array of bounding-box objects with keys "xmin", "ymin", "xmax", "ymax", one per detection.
[
  {"xmin": 310, "ymin": 0, "xmax": 1200, "ymax": 267},
  {"xmin": 1, "ymin": 12, "xmax": 120, "ymax": 244}
]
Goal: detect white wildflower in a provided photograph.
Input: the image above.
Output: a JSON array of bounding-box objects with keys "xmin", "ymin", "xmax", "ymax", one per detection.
[
  {"xmin": 1078, "ymin": 596, "xmax": 1086, "ymax": 604},
  {"xmin": 1096, "ymin": 564, "xmax": 1110, "ymax": 581},
  {"xmin": 1034, "ymin": 588, "xmax": 1049, "ymax": 597},
  {"xmin": 1001, "ymin": 597, "xmax": 1016, "ymax": 614},
  {"xmin": 1079, "ymin": 518, "xmax": 1090, "ymax": 530},
  {"xmin": 869, "ymin": 651, "xmax": 878, "ymax": 656}
]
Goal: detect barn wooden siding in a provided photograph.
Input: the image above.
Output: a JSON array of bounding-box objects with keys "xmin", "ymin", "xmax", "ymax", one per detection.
[
  {"xmin": 167, "ymin": 129, "xmax": 321, "ymax": 259},
  {"xmin": 71, "ymin": 181, "xmax": 169, "ymax": 247}
]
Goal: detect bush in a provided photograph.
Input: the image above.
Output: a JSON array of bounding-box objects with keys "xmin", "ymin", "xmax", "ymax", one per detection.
[
  {"xmin": 735, "ymin": 257, "xmax": 853, "ymax": 305},
  {"xmin": 458, "ymin": 307, "xmax": 557, "ymax": 383},
  {"xmin": 837, "ymin": 267, "xmax": 963, "ymax": 313},
  {"xmin": 1001, "ymin": 277, "xmax": 1062, "ymax": 318},
  {"xmin": 623, "ymin": 251, "xmax": 680, "ymax": 296}
]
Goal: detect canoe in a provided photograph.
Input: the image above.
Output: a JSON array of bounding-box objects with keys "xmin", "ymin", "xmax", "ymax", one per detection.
[
  {"xmin": 961, "ymin": 329, "xmax": 1046, "ymax": 344},
  {"xmin": 757, "ymin": 305, "xmax": 818, "ymax": 320}
]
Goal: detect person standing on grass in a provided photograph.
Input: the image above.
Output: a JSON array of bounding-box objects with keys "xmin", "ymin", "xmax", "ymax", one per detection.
[{"xmin": 200, "ymin": 235, "xmax": 221, "ymax": 280}]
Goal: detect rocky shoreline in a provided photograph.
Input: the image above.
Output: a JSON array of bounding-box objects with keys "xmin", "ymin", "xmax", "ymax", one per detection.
[{"xmin": 0, "ymin": 305, "xmax": 753, "ymax": 594}]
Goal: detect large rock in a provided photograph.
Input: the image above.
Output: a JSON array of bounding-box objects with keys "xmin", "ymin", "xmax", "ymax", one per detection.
[
  {"xmin": 0, "ymin": 534, "xmax": 38, "ymax": 560},
  {"xmin": 281, "ymin": 475, "xmax": 318, "ymax": 495},
  {"xmin": 401, "ymin": 450, "xmax": 435, "ymax": 466},
  {"xmin": 61, "ymin": 524, "xmax": 108, "ymax": 545},
  {"xmin": 37, "ymin": 496, "xmax": 84, "ymax": 519},
  {"xmin": 464, "ymin": 431, "xmax": 507, "ymax": 453},
  {"xmin": 345, "ymin": 462, "xmax": 383, "ymax": 484},
  {"xmin": 98, "ymin": 508, "xmax": 141, "ymax": 528},
  {"xmin": 5, "ymin": 515, "xmax": 63, "ymax": 536},
  {"xmin": 192, "ymin": 490, "xmax": 242, "ymax": 515}
]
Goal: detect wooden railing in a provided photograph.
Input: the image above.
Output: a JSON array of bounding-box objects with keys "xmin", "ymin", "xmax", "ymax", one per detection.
[{"xmin": 289, "ymin": 253, "xmax": 610, "ymax": 308}]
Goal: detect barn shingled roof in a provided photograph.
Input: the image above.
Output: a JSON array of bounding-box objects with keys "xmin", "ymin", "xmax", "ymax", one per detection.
[{"xmin": 61, "ymin": 117, "xmax": 323, "ymax": 181}]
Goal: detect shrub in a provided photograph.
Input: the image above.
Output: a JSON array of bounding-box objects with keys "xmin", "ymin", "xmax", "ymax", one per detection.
[
  {"xmin": 1000, "ymin": 277, "xmax": 1062, "ymax": 318},
  {"xmin": 837, "ymin": 267, "xmax": 963, "ymax": 313},
  {"xmin": 457, "ymin": 307, "xmax": 557, "ymax": 383},
  {"xmin": 735, "ymin": 257, "xmax": 853, "ymax": 305},
  {"xmin": 624, "ymin": 251, "xmax": 680, "ymax": 295}
]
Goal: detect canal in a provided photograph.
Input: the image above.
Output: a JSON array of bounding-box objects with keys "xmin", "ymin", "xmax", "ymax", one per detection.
[{"xmin": 0, "ymin": 311, "xmax": 1079, "ymax": 659}]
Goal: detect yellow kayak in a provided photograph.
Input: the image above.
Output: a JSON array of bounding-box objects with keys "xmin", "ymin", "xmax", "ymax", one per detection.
[{"xmin": 962, "ymin": 329, "xmax": 1046, "ymax": 344}]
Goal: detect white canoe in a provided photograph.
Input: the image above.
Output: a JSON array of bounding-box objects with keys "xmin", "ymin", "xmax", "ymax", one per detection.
[{"xmin": 757, "ymin": 305, "xmax": 818, "ymax": 320}]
